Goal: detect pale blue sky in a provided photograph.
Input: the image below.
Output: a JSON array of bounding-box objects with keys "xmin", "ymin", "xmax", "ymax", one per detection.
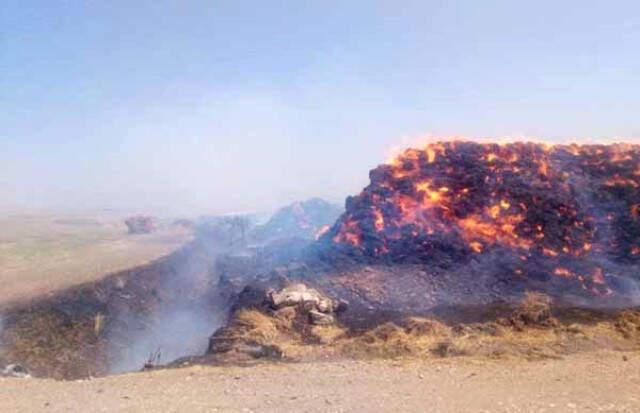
[{"xmin": 1, "ymin": 1, "xmax": 639, "ymax": 214}]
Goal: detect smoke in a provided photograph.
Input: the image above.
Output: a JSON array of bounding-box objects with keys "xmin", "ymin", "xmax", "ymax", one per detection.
[
  {"xmin": 106, "ymin": 234, "xmax": 232, "ymax": 374},
  {"xmin": 0, "ymin": 315, "xmax": 5, "ymax": 364},
  {"xmin": 108, "ymin": 305, "xmax": 222, "ymax": 374}
]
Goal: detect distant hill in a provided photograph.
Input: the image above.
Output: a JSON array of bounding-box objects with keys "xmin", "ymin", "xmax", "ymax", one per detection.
[{"xmin": 251, "ymin": 198, "xmax": 343, "ymax": 241}]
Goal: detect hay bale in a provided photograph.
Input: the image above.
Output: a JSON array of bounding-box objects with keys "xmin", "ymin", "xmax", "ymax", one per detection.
[{"xmin": 507, "ymin": 292, "xmax": 558, "ymax": 330}]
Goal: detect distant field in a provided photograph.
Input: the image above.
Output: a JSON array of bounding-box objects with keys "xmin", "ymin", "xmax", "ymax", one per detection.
[{"xmin": 0, "ymin": 212, "xmax": 192, "ymax": 306}]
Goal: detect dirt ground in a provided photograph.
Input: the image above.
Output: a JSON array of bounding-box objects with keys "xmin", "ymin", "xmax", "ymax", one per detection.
[
  {"xmin": 1, "ymin": 351, "xmax": 638, "ymax": 413},
  {"xmin": 0, "ymin": 212, "xmax": 191, "ymax": 305}
]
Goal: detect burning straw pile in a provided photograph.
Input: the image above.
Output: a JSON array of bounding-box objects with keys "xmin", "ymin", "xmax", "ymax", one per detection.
[{"xmin": 320, "ymin": 142, "xmax": 640, "ymax": 298}]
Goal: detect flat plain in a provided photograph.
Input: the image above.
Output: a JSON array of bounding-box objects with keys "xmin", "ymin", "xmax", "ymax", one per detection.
[{"xmin": 0, "ymin": 211, "xmax": 191, "ymax": 306}]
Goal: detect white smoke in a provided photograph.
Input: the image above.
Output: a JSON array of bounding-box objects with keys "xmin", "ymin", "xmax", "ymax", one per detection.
[
  {"xmin": 109, "ymin": 305, "xmax": 222, "ymax": 374},
  {"xmin": 0, "ymin": 315, "xmax": 5, "ymax": 361},
  {"xmin": 106, "ymin": 234, "xmax": 232, "ymax": 374}
]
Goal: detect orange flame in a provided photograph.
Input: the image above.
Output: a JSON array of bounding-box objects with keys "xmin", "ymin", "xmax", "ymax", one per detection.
[
  {"xmin": 315, "ymin": 225, "xmax": 330, "ymax": 240},
  {"xmin": 331, "ymin": 140, "xmax": 639, "ymax": 297}
]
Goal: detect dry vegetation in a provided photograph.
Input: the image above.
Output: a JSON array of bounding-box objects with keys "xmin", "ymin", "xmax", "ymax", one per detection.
[
  {"xmin": 0, "ymin": 212, "xmax": 191, "ymax": 305},
  {"xmin": 207, "ymin": 292, "xmax": 640, "ymax": 366}
]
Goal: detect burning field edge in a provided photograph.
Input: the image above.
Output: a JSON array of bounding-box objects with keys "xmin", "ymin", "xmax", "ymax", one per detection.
[
  {"xmin": 1, "ymin": 232, "xmax": 640, "ymax": 380},
  {"xmin": 3, "ymin": 141, "xmax": 640, "ymax": 379}
]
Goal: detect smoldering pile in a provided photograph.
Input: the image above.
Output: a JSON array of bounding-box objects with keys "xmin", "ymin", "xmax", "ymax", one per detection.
[
  {"xmin": 318, "ymin": 142, "xmax": 640, "ymax": 300},
  {"xmin": 250, "ymin": 198, "xmax": 343, "ymax": 242}
]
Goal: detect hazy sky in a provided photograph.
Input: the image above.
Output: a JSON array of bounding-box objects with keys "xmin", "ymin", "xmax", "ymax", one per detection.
[{"xmin": 1, "ymin": 1, "xmax": 639, "ymax": 215}]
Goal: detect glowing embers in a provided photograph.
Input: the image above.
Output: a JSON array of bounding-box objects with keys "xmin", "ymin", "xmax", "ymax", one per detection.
[
  {"xmin": 332, "ymin": 219, "xmax": 362, "ymax": 247},
  {"xmin": 315, "ymin": 225, "xmax": 330, "ymax": 240},
  {"xmin": 373, "ymin": 209, "xmax": 385, "ymax": 231},
  {"xmin": 456, "ymin": 199, "xmax": 533, "ymax": 252},
  {"xmin": 553, "ymin": 267, "xmax": 572, "ymax": 278},
  {"xmin": 457, "ymin": 210, "xmax": 532, "ymax": 252},
  {"xmin": 325, "ymin": 141, "xmax": 640, "ymax": 297},
  {"xmin": 552, "ymin": 266, "xmax": 612, "ymax": 296},
  {"xmin": 415, "ymin": 180, "xmax": 449, "ymax": 206},
  {"xmin": 604, "ymin": 175, "xmax": 639, "ymax": 188},
  {"xmin": 333, "ymin": 141, "xmax": 594, "ymax": 254}
]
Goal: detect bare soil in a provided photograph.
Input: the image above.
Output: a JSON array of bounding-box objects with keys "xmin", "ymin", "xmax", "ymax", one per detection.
[{"xmin": 1, "ymin": 351, "xmax": 638, "ymax": 412}]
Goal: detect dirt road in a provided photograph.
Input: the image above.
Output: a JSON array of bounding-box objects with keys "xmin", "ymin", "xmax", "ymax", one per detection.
[{"xmin": 1, "ymin": 351, "xmax": 638, "ymax": 412}]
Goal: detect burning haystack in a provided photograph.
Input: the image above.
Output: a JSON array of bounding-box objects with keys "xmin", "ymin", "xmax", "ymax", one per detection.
[{"xmin": 320, "ymin": 142, "xmax": 640, "ymax": 298}]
